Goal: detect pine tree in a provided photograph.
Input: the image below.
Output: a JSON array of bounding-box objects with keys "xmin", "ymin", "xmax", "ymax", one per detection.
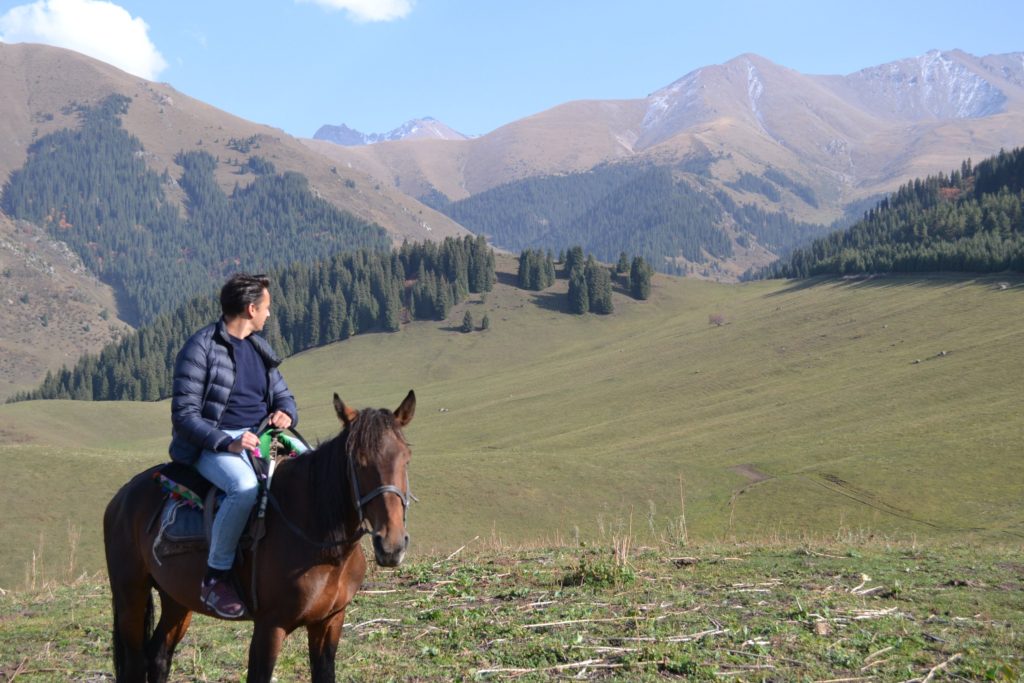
[
  {"xmin": 564, "ymin": 246, "xmax": 585, "ymax": 278},
  {"xmin": 383, "ymin": 282, "xmax": 402, "ymax": 332},
  {"xmin": 568, "ymin": 268, "xmax": 589, "ymax": 314},
  {"xmin": 435, "ymin": 277, "xmax": 452, "ymax": 320},
  {"xmin": 461, "ymin": 310, "xmax": 474, "ymax": 333},
  {"xmin": 585, "ymin": 259, "xmax": 614, "ymax": 314},
  {"xmin": 324, "ymin": 292, "xmax": 346, "ymax": 341},
  {"xmin": 616, "ymin": 252, "xmax": 630, "ymax": 273},
  {"xmin": 630, "ymin": 256, "xmax": 653, "ymax": 300},
  {"xmin": 307, "ymin": 295, "xmax": 321, "ymax": 347}
]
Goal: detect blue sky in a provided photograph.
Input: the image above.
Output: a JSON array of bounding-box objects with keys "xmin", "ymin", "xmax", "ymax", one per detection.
[{"xmin": 1, "ymin": 0, "xmax": 1022, "ymax": 138}]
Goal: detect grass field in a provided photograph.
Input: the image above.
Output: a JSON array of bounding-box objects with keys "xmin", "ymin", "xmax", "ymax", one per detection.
[
  {"xmin": 1, "ymin": 259, "xmax": 1022, "ymax": 589},
  {"xmin": 1, "ymin": 540, "xmax": 1021, "ymax": 681}
]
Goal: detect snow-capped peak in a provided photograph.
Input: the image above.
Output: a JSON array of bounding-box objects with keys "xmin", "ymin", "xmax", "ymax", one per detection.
[
  {"xmin": 843, "ymin": 50, "xmax": 1007, "ymax": 120},
  {"xmin": 313, "ymin": 117, "xmax": 468, "ymax": 146}
]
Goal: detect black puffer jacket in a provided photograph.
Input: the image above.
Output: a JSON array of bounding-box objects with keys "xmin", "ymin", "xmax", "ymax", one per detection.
[{"xmin": 169, "ymin": 319, "xmax": 297, "ymax": 464}]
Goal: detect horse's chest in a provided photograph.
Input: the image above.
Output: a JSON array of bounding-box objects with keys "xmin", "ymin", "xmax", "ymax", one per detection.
[{"xmin": 284, "ymin": 570, "xmax": 351, "ymax": 620}]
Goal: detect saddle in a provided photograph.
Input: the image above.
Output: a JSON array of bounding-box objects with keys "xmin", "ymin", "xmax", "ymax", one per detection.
[{"xmin": 150, "ymin": 430, "xmax": 306, "ymax": 561}]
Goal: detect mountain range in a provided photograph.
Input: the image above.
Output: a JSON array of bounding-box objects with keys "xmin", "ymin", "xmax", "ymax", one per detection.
[
  {"xmin": 310, "ymin": 50, "xmax": 1024, "ymax": 227},
  {"xmin": 314, "ymin": 117, "xmax": 468, "ymax": 145},
  {"xmin": 1, "ymin": 42, "xmax": 1023, "ymax": 397}
]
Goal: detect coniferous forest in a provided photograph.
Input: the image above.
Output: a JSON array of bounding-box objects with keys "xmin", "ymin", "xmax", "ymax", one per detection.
[
  {"xmin": 439, "ymin": 164, "xmax": 730, "ymax": 270},
  {"xmin": 1, "ymin": 94, "xmax": 391, "ymax": 325},
  {"xmin": 517, "ymin": 245, "xmax": 651, "ymax": 313},
  {"xmin": 12, "ymin": 236, "xmax": 496, "ymax": 402},
  {"xmin": 756, "ymin": 148, "xmax": 1024, "ymax": 278},
  {"xmin": 436, "ymin": 162, "xmax": 830, "ymax": 273}
]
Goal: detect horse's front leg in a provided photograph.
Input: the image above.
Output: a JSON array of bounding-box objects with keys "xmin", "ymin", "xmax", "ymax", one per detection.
[
  {"xmin": 246, "ymin": 620, "xmax": 287, "ymax": 683},
  {"xmin": 307, "ymin": 611, "xmax": 347, "ymax": 683}
]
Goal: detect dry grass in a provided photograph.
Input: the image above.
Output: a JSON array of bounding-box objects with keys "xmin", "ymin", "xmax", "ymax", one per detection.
[{"xmin": 1, "ymin": 538, "xmax": 1021, "ymax": 681}]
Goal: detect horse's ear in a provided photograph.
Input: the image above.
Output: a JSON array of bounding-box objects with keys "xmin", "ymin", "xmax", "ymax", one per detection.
[
  {"xmin": 333, "ymin": 393, "xmax": 358, "ymax": 425},
  {"xmin": 394, "ymin": 390, "xmax": 416, "ymax": 427}
]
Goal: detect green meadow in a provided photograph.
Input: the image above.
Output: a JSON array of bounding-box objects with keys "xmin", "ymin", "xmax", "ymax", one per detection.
[{"xmin": 1, "ymin": 261, "xmax": 1023, "ymax": 589}]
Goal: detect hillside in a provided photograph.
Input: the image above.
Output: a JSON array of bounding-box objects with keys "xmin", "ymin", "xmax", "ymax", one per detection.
[
  {"xmin": 760, "ymin": 147, "xmax": 1024, "ymax": 278},
  {"xmin": 1, "ymin": 94, "xmax": 400, "ymax": 325},
  {"xmin": 436, "ymin": 163, "xmax": 827, "ymax": 278},
  {"xmin": 0, "ymin": 42, "xmax": 468, "ymax": 245},
  {"xmin": 0, "ymin": 42, "xmax": 473, "ymax": 390},
  {"xmin": 1, "ymin": 256, "xmax": 1021, "ymax": 588},
  {"xmin": 13, "ymin": 236, "xmax": 495, "ymax": 402},
  {"xmin": 314, "ymin": 50, "xmax": 1024, "ymax": 237},
  {"xmin": 0, "ymin": 215, "xmax": 129, "ymax": 400}
]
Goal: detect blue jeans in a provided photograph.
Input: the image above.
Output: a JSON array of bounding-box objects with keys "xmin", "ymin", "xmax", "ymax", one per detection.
[{"xmin": 195, "ymin": 428, "xmax": 258, "ymax": 571}]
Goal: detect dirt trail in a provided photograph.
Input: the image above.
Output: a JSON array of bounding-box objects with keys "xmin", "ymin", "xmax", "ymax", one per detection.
[{"xmin": 730, "ymin": 464, "xmax": 770, "ymax": 483}]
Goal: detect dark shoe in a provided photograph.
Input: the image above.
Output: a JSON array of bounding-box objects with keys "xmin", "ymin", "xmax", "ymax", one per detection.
[{"xmin": 201, "ymin": 577, "xmax": 246, "ymax": 619}]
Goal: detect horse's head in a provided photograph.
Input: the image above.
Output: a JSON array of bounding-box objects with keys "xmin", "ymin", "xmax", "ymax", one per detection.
[{"xmin": 334, "ymin": 390, "xmax": 415, "ymax": 567}]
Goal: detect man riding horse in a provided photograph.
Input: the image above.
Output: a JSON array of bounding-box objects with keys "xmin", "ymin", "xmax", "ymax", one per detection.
[{"xmin": 169, "ymin": 272, "xmax": 303, "ymax": 618}]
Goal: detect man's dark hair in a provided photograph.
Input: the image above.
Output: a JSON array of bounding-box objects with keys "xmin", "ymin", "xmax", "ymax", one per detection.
[{"xmin": 220, "ymin": 273, "xmax": 270, "ymax": 317}]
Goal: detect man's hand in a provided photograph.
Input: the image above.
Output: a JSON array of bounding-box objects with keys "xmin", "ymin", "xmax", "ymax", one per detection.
[
  {"xmin": 267, "ymin": 410, "xmax": 293, "ymax": 430},
  {"xmin": 227, "ymin": 431, "xmax": 261, "ymax": 454}
]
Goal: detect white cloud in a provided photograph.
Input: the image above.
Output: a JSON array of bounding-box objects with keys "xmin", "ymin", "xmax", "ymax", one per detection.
[
  {"xmin": 298, "ymin": 0, "xmax": 415, "ymax": 23},
  {"xmin": 0, "ymin": 0, "xmax": 167, "ymax": 80}
]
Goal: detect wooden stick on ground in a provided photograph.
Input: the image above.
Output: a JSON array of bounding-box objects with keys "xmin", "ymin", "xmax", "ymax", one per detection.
[
  {"xmin": 921, "ymin": 653, "xmax": 962, "ymax": 683},
  {"xmin": 433, "ymin": 535, "xmax": 479, "ymax": 566}
]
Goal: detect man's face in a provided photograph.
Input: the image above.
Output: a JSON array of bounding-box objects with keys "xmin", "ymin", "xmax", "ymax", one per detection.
[{"xmin": 249, "ymin": 288, "xmax": 271, "ymax": 331}]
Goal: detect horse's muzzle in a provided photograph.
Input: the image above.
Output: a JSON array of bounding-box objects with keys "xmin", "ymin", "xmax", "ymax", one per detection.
[{"xmin": 372, "ymin": 532, "xmax": 408, "ymax": 567}]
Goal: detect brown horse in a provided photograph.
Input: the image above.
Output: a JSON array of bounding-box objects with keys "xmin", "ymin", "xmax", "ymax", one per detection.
[{"xmin": 103, "ymin": 391, "xmax": 415, "ymax": 682}]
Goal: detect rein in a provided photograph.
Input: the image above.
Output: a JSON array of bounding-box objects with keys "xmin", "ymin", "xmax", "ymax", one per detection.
[{"xmin": 266, "ymin": 492, "xmax": 363, "ymax": 548}]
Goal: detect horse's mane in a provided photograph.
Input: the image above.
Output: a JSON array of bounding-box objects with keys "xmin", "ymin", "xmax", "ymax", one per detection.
[
  {"xmin": 297, "ymin": 408, "xmax": 407, "ymax": 555},
  {"xmin": 344, "ymin": 408, "xmax": 408, "ymax": 465}
]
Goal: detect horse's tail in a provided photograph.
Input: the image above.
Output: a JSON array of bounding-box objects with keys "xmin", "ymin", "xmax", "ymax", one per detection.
[
  {"xmin": 105, "ymin": 470, "xmax": 157, "ymax": 681},
  {"xmin": 111, "ymin": 591, "xmax": 154, "ymax": 681}
]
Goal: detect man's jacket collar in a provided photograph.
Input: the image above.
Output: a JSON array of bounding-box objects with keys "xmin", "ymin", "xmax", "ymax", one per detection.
[{"xmin": 214, "ymin": 318, "xmax": 282, "ymax": 368}]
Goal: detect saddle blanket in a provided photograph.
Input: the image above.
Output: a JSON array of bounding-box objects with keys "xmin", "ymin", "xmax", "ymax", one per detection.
[{"xmin": 159, "ymin": 496, "xmax": 215, "ymax": 543}]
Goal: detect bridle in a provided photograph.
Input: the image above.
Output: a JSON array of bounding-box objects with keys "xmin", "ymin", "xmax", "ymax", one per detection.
[
  {"xmin": 345, "ymin": 437, "xmax": 415, "ymax": 534},
  {"xmin": 262, "ymin": 424, "xmax": 415, "ymax": 548}
]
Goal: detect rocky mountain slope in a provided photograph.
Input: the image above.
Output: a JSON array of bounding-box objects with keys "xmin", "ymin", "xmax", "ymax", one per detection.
[{"xmin": 0, "ymin": 215, "xmax": 129, "ymax": 400}]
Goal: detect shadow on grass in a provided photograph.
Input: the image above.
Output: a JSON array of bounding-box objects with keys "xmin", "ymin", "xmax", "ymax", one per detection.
[
  {"xmin": 494, "ymin": 271, "xmax": 519, "ymax": 287},
  {"xmin": 529, "ymin": 291, "xmax": 572, "ymax": 313},
  {"xmin": 765, "ymin": 273, "xmax": 1024, "ymax": 297}
]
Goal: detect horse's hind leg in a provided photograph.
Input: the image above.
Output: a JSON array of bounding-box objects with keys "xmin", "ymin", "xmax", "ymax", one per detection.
[
  {"xmin": 146, "ymin": 591, "xmax": 193, "ymax": 683},
  {"xmin": 107, "ymin": 571, "xmax": 154, "ymax": 682},
  {"xmin": 106, "ymin": 498, "xmax": 155, "ymax": 682}
]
